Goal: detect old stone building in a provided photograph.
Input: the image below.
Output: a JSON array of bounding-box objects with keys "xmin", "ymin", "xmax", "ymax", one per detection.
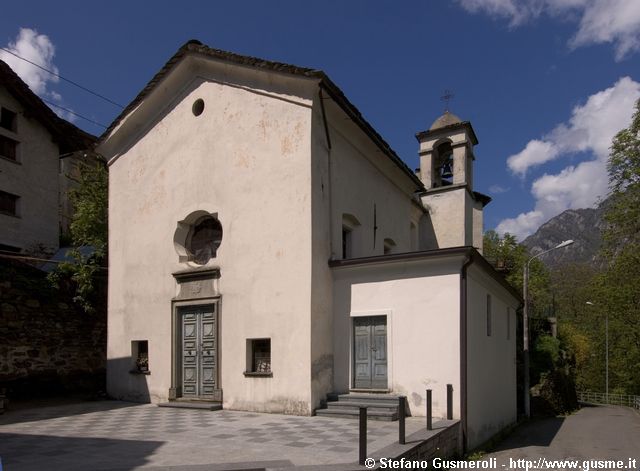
[
  {"xmin": 97, "ymin": 41, "xmax": 521, "ymax": 450},
  {"xmin": 0, "ymin": 60, "xmax": 95, "ymax": 254}
]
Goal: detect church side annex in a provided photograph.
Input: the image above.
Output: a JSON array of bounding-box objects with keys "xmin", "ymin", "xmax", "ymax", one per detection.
[{"xmin": 96, "ymin": 40, "xmax": 521, "ymax": 451}]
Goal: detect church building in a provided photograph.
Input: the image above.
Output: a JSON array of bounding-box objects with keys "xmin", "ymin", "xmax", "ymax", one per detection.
[{"xmin": 97, "ymin": 40, "xmax": 521, "ymax": 450}]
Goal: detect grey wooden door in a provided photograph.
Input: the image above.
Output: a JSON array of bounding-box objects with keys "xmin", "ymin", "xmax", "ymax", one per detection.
[
  {"xmin": 181, "ymin": 305, "xmax": 217, "ymax": 399},
  {"xmin": 353, "ymin": 316, "xmax": 387, "ymax": 389}
]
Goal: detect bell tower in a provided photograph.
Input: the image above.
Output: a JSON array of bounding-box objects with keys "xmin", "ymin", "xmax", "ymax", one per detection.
[{"xmin": 416, "ymin": 111, "xmax": 490, "ymax": 252}]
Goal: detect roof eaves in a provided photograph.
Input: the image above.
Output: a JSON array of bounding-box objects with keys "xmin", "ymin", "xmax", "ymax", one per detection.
[
  {"xmin": 329, "ymin": 246, "xmax": 473, "ymax": 268},
  {"xmin": 329, "ymin": 246, "xmax": 522, "ymax": 303},
  {"xmin": 415, "ymin": 121, "xmax": 479, "ymax": 146},
  {"xmin": 98, "ymin": 40, "xmax": 424, "ymax": 190},
  {"xmin": 473, "ymin": 191, "xmax": 492, "ymax": 207},
  {"xmin": 0, "ymin": 60, "xmax": 96, "ymax": 152},
  {"xmin": 98, "ymin": 40, "xmax": 324, "ymax": 142},
  {"xmin": 468, "ymin": 248, "xmax": 522, "ymax": 302},
  {"xmin": 318, "ymin": 75, "xmax": 424, "ymax": 190}
]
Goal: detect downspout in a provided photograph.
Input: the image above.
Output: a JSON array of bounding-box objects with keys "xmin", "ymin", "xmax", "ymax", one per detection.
[
  {"xmin": 460, "ymin": 250, "xmax": 473, "ymax": 453},
  {"xmin": 319, "ymin": 86, "xmax": 334, "ymax": 258}
]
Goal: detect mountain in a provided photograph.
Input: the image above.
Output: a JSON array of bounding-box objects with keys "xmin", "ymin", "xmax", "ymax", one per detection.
[{"xmin": 522, "ymin": 203, "xmax": 608, "ymax": 268}]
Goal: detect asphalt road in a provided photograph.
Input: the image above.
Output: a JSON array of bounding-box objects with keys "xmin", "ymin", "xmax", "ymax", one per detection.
[{"xmin": 482, "ymin": 405, "xmax": 640, "ymax": 466}]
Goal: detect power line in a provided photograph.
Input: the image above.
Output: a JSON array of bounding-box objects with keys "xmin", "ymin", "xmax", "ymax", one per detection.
[
  {"xmin": 0, "ymin": 46, "xmax": 125, "ymax": 109},
  {"xmin": 0, "ymin": 251, "xmax": 108, "ymax": 270},
  {"xmin": 41, "ymin": 97, "xmax": 107, "ymax": 128}
]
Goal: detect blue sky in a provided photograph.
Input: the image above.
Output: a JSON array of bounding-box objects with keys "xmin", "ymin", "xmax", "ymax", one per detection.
[{"xmin": 2, "ymin": 0, "xmax": 639, "ymax": 240}]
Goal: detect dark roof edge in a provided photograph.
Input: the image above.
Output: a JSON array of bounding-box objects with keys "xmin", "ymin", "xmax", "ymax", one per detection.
[
  {"xmin": 98, "ymin": 40, "xmax": 201, "ymax": 142},
  {"xmin": 97, "ymin": 40, "xmax": 424, "ymax": 190},
  {"xmin": 473, "ymin": 191, "xmax": 492, "ymax": 207},
  {"xmin": 329, "ymin": 246, "xmax": 522, "ymax": 302},
  {"xmin": 318, "ymin": 78, "xmax": 424, "ymax": 189},
  {"xmin": 0, "ymin": 60, "xmax": 96, "ymax": 153},
  {"xmin": 415, "ymin": 121, "xmax": 479, "ymax": 146},
  {"xmin": 467, "ymin": 248, "xmax": 522, "ymax": 302},
  {"xmin": 418, "ymin": 184, "xmax": 492, "ymax": 207},
  {"xmin": 329, "ymin": 246, "xmax": 471, "ymax": 268}
]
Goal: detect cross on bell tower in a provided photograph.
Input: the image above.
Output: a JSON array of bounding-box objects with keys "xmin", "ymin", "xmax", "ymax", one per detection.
[{"xmin": 440, "ymin": 89, "xmax": 454, "ymax": 112}]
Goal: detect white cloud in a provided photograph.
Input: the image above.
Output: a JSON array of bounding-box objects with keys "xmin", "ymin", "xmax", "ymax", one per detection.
[
  {"xmin": 489, "ymin": 184, "xmax": 510, "ymax": 194},
  {"xmin": 0, "ymin": 28, "xmax": 58, "ymax": 95},
  {"xmin": 507, "ymin": 77, "xmax": 640, "ymax": 177},
  {"xmin": 455, "ymin": 0, "xmax": 540, "ymax": 27},
  {"xmin": 571, "ymin": 0, "xmax": 640, "ymax": 60},
  {"xmin": 456, "ymin": 0, "xmax": 640, "ymax": 60},
  {"xmin": 495, "ymin": 209, "xmax": 546, "ymax": 239},
  {"xmin": 0, "ymin": 28, "xmax": 75, "ymax": 122},
  {"xmin": 496, "ymin": 77, "xmax": 640, "ymax": 240},
  {"xmin": 507, "ymin": 140, "xmax": 559, "ymax": 177}
]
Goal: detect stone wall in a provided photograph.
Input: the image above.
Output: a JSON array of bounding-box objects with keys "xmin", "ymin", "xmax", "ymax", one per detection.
[{"xmin": 0, "ymin": 259, "xmax": 106, "ymax": 398}]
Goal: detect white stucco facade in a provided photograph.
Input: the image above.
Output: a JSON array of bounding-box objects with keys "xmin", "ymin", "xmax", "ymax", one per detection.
[
  {"xmin": 105, "ymin": 56, "xmax": 318, "ymax": 412},
  {"xmin": 332, "ymin": 257, "xmax": 463, "ymax": 419},
  {"xmin": 466, "ymin": 265, "xmax": 519, "ymax": 447},
  {"xmin": 99, "ymin": 41, "xmax": 521, "ymax": 452}
]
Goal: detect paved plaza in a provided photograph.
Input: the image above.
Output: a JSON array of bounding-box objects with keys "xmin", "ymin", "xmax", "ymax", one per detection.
[{"xmin": 0, "ymin": 400, "xmax": 446, "ymax": 470}]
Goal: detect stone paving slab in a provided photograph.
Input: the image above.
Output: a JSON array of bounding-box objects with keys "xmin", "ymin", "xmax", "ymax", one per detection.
[{"xmin": 0, "ymin": 400, "xmax": 444, "ymax": 470}]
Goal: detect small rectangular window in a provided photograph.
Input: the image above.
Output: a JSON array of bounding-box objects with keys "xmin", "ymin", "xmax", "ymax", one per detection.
[
  {"xmin": 0, "ymin": 190, "xmax": 19, "ymax": 216},
  {"xmin": 486, "ymin": 294, "xmax": 492, "ymax": 337},
  {"xmin": 342, "ymin": 227, "xmax": 352, "ymax": 259},
  {"xmin": 410, "ymin": 222, "xmax": 418, "ymax": 251},
  {"xmin": 0, "ymin": 108, "xmax": 17, "ymax": 132},
  {"xmin": 131, "ymin": 340, "xmax": 149, "ymax": 373},
  {"xmin": 0, "ymin": 135, "xmax": 18, "ymax": 161},
  {"xmin": 383, "ymin": 238, "xmax": 396, "ymax": 255},
  {"xmin": 246, "ymin": 338, "xmax": 271, "ymax": 375}
]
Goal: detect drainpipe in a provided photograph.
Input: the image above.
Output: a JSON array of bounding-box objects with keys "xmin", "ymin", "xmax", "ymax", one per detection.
[
  {"xmin": 459, "ymin": 250, "xmax": 473, "ymax": 453},
  {"xmin": 319, "ymin": 86, "xmax": 334, "ymax": 258}
]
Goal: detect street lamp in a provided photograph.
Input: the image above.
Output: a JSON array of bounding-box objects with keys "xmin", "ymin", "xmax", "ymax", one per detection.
[
  {"xmin": 523, "ymin": 239, "xmax": 574, "ymax": 418},
  {"xmin": 586, "ymin": 301, "xmax": 608, "ymax": 403}
]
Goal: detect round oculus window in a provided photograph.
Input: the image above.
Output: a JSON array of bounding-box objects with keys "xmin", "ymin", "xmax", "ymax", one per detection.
[
  {"xmin": 188, "ymin": 216, "xmax": 222, "ymax": 265},
  {"xmin": 192, "ymin": 98, "xmax": 205, "ymax": 116}
]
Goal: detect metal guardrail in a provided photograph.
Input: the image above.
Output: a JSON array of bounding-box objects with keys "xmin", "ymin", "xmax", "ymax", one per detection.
[{"xmin": 577, "ymin": 391, "xmax": 640, "ymax": 410}]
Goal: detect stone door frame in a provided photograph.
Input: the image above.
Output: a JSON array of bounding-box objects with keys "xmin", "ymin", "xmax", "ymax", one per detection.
[
  {"xmin": 349, "ymin": 310, "xmax": 393, "ymax": 391},
  {"xmin": 170, "ymin": 267, "xmax": 222, "ymax": 402}
]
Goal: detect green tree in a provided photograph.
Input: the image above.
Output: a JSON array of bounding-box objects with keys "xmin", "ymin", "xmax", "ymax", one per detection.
[
  {"xmin": 586, "ymin": 99, "xmax": 640, "ymax": 394},
  {"xmin": 484, "ymin": 231, "xmax": 581, "ymax": 413},
  {"xmin": 547, "ymin": 264, "xmax": 600, "ymax": 390},
  {"xmin": 483, "ymin": 230, "xmax": 551, "ymax": 317},
  {"xmin": 50, "ymin": 159, "xmax": 108, "ymax": 312},
  {"xmin": 605, "ymin": 98, "xmax": 640, "ymax": 250}
]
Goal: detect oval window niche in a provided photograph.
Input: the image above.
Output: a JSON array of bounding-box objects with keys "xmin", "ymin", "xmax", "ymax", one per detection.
[
  {"xmin": 192, "ymin": 98, "xmax": 205, "ymax": 117},
  {"xmin": 174, "ymin": 211, "xmax": 222, "ymax": 265}
]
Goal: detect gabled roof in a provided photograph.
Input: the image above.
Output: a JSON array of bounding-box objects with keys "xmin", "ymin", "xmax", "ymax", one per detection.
[
  {"xmin": 0, "ymin": 60, "xmax": 96, "ymax": 154},
  {"xmin": 99, "ymin": 40, "xmax": 424, "ymax": 190}
]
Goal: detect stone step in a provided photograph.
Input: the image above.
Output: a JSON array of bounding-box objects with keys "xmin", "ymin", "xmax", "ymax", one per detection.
[
  {"xmin": 158, "ymin": 401, "xmax": 222, "ymax": 411},
  {"xmin": 315, "ymin": 392, "xmax": 407, "ymax": 421},
  {"xmin": 325, "ymin": 401, "xmax": 399, "ymax": 411},
  {"xmin": 337, "ymin": 393, "xmax": 403, "ymax": 405},
  {"xmin": 315, "ymin": 408, "xmax": 397, "ymax": 421}
]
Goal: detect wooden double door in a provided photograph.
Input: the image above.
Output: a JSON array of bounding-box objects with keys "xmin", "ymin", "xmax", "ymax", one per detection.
[
  {"xmin": 353, "ymin": 316, "xmax": 388, "ymax": 389},
  {"xmin": 180, "ymin": 304, "xmax": 218, "ymax": 399}
]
